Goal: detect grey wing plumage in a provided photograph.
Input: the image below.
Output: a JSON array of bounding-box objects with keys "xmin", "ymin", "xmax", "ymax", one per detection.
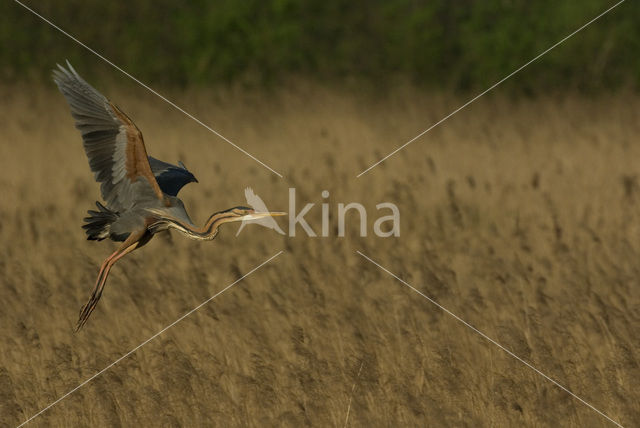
[
  {"xmin": 148, "ymin": 156, "xmax": 198, "ymax": 197},
  {"xmin": 53, "ymin": 61, "xmax": 164, "ymax": 211}
]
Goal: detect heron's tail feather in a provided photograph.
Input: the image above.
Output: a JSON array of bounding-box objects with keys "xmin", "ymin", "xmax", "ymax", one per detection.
[{"xmin": 82, "ymin": 202, "xmax": 118, "ymax": 241}]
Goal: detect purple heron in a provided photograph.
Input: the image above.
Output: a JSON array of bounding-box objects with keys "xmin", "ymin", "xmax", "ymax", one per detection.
[{"xmin": 53, "ymin": 62, "xmax": 283, "ymax": 331}]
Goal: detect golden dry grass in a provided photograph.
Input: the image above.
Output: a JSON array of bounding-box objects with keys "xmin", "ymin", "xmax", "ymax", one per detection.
[{"xmin": 0, "ymin": 82, "xmax": 639, "ymax": 427}]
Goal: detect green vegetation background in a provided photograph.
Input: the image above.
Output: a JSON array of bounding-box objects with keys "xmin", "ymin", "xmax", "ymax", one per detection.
[{"xmin": 1, "ymin": 0, "xmax": 638, "ymax": 91}]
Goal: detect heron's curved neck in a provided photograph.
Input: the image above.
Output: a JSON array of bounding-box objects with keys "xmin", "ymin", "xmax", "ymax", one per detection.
[{"xmin": 163, "ymin": 211, "xmax": 237, "ymax": 241}]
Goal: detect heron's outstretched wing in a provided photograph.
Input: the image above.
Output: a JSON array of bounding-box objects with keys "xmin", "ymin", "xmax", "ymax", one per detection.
[
  {"xmin": 53, "ymin": 62, "xmax": 164, "ymax": 211},
  {"xmin": 148, "ymin": 156, "xmax": 198, "ymax": 197}
]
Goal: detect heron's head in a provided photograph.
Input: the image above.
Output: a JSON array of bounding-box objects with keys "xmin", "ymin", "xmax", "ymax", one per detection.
[{"xmin": 223, "ymin": 206, "xmax": 286, "ymax": 222}]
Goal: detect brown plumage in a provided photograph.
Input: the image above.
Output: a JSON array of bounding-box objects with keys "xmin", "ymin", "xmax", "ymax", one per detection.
[{"xmin": 109, "ymin": 101, "xmax": 165, "ymax": 201}]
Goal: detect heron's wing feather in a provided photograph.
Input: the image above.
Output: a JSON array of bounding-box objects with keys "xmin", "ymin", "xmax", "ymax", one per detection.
[
  {"xmin": 148, "ymin": 156, "xmax": 175, "ymax": 176},
  {"xmin": 148, "ymin": 156, "xmax": 197, "ymax": 197},
  {"xmin": 53, "ymin": 62, "xmax": 163, "ymax": 211}
]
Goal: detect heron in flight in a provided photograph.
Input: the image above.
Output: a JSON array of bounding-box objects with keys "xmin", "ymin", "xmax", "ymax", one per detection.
[{"xmin": 53, "ymin": 62, "xmax": 284, "ymax": 331}]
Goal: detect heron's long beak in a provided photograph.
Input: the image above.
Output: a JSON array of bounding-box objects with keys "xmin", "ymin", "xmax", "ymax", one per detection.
[{"xmin": 239, "ymin": 212, "xmax": 286, "ymax": 222}]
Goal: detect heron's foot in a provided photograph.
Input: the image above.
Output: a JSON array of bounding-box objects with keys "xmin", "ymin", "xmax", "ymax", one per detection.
[{"xmin": 75, "ymin": 292, "xmax": 101, "ymax": 332}]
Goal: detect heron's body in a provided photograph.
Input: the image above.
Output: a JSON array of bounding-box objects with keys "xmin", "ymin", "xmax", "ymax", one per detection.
[
  {"xmin": 54, "ymin": 62, "xmax": 283, "ymax": 331},
  {"xmin": 89, "ymin": 196, "xmax": 193, "ymax": 242}
]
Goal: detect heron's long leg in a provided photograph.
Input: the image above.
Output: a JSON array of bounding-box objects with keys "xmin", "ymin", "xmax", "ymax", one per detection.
[{"xmin": 75, "ymin": 231, "xmax": 146, "ymax": 331}]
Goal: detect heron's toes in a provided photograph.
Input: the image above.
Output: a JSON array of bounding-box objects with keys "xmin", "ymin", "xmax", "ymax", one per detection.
[{"xmin": 75, "ymin": 293, "xmax": 101, "ymax": 332}]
